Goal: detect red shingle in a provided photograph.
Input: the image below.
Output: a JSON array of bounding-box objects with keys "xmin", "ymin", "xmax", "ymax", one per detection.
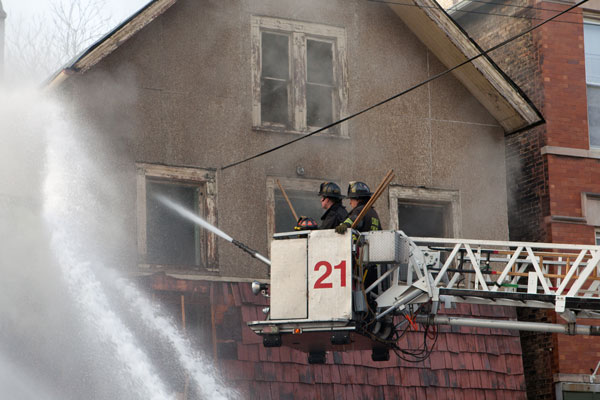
[
  {"xmin": 489, "ymin": 354, "xmax": 507, "ymax": 374},
  {"xmin": 447, "ymin": 369, "xmax": 459, "ymax": 388},
  {"xmin": 462, "ymin": 352, "xmax": 475, "ymax": 370},
  {"xmin": 333, "ymin": 383, "xmax": 345, "ymax": 400},
  {"xmin": 456, "ymin": 370, "xmax": 472, "ymax": 388},
  {"xmin": 230, "ymin": 283, "xmax": 242, "ymax": 306},
  {"xmin": 485, "ymin": 336, "xmax": 501, "ymax": 355},
  {"xmin": 506, "ymin": 354, "xmax": 524, "ymax": 375},
  {"xmin": 430, "ymin": 351, "xmax": 446, "ymax": 370},
  {"xmin": 468, "ymin": 370, "xmax": 482, "ymax": 388},
  {"xmin": 471, "ymin": 353, "xmax": 484, "ymax": 370},
  {"xmin": 330, "ymin": 365, "xmax": 341, "ymax": 384},
  {"xmin": 282, "ymin": 363, "xmax": 300, "ymax": 383},
  {"xmin": 241, "ymin": 324, "xmax": 262, "ymax": 345},
  {"xmin": 268, "ymin": 381, "xmax": 281, "ymax": 399}
]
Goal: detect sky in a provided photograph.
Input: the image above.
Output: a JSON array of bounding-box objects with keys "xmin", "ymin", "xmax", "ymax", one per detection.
[{"xmin": 2, "ymin": 0, "xmax": 151, "ymax": 23}]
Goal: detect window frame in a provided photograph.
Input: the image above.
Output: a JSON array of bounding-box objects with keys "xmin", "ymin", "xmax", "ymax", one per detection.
[
  {"xmin": 266, "ymin": 176, "xmax": 332, "ymax": 243},
  {"xmin": 388, "ymin": 186, "xmax": 461, "ymax": 238},
  {"xmin": 136, "ymin": 163, "xmax": 218, "ymax": 272},
  {"xmin": 584, "ymin": 18, "xmax": 600, "ymax": 149},
  {"xmin": 251, "ymin": 15, "xmax": 348, "ymax": 137}
]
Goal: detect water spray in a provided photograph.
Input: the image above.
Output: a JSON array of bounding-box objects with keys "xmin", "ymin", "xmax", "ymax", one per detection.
[{"xmin": 155, "ymin": 195, "xmax": 271, "ymax": 266}]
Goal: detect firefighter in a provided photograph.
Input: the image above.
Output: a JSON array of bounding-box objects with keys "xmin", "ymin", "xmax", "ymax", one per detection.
[
  {"xmin": 335, "ymin": 181, "xmax": 381, "ymax": 234},
  {"xmin": 295, "ymin": 216, "xmax": 319, "ymax": 231},
  {"xmin": 318, "ymin": 181, "xmax": 348, "ymax": 229}
]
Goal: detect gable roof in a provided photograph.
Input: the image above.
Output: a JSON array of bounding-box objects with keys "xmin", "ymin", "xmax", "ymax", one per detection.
[
  {"xmin": 47, "ymin": 0, "xmax": 542, "ymax": 134},
  {"xmin": 387, "ymin": 0, "xmax": 543, "ymax": 133},
  {"xmin": 47, "ymin": 0, "xmax": 176, "ymax": 89}
]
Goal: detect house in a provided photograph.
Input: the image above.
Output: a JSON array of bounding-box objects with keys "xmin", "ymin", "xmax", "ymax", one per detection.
[
  {"xmin": 448, "ymin": 0, "xmax": 600, "ymax": 398},
  {"xmin": 48, "ymin": 0, "xmax": 544, "ymax": 397}
]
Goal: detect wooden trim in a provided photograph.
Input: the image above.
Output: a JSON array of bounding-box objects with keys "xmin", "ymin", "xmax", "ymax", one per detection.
[
  {"xmin": 388, "ymin": 0, "xmax": 541, "ymax": 133},
  {"xmin": 251, "ymin": 15, "xmax": 349, "ymax": 137},
  {"xmin": 136, "ymin": 163, "xmax": 219, "ymax": 271},
  {"xmin": 388, "ymin": 185, "xmax": 462, "ymax": 237}
]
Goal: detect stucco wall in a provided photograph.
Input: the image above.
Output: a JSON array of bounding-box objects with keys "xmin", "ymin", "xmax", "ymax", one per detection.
[{"xmin": 64, "ymin": 0, "xmax": 509, "ymax": 279}]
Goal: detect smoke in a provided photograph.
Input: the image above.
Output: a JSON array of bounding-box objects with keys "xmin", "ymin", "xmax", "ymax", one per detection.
[{"xmin": 0, "ymin": 76, "xmax": 236, "ymax": 399}]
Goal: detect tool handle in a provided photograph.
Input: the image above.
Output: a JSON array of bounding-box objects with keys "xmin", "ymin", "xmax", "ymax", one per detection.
[
  {"xmin": 351, "ymin": 170, "xmax": 394, "ymax": 230},
  {"xmin": 276, "ymin": 179, "xmax": 299, "ymax": 221}
]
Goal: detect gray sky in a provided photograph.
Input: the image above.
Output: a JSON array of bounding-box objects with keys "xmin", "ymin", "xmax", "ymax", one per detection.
[{"xmin": 3, "ymin": 0, "xmax": 150, "ymax": 26}]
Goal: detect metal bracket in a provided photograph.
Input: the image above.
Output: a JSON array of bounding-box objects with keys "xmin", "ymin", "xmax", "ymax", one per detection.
[
  {"xmin": 555, "ymin": 295, "xmax": 566, "ymax": 313},
  {"xmin": 558, "ymin": 309, "xmax": 576, "ymax": 324}
]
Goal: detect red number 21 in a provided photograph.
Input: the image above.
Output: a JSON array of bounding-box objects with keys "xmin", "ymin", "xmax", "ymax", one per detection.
[{"xmin": 314, "ymin": 260, "xmax": 346, "ymax": 289}]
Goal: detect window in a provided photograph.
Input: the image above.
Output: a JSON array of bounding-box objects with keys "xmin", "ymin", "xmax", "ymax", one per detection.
[
  {"xmin": 251, "ymin": 16, "xmax": 348, "ymax": 136},
  {"xmin": 584, "ymin": 20, "xmax": 600, "ymax": 148},
  {"xmin": 266, "ymin": 177, "xmax": 332, "ymax": 239},
  {"xmin": 137, "ymin": 163, "xmax": 218, "ymax": 271},
  {"xmin": 389, "ymin": 186, "xmax": 461, "ymax": 238},
  {"xmin": 596, "ymin": 229, "xmax": 600, "ymax": 246}
]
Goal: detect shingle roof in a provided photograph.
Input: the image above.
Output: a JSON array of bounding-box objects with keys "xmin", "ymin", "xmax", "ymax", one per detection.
[{"xmin": 197, "ymin": 280, "xmax": 527, "ymax": 399}]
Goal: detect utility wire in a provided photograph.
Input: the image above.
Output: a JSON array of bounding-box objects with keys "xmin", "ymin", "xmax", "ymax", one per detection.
[
  {"xmin": 373, "ymin": 0, "xmax": 584, "ymax": 25},
  {"xmin": 445, "ymin": 0, "xmax": 575, "ymax": 13},
  {"xmin": 221, "ymin": 0, "xmax": 588, "ymax": 171}
]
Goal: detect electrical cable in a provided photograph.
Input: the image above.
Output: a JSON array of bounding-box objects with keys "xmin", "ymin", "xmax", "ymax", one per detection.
[
  {"xmin": 221, "ymin": 0, "xmax": 587, "ymax": 171},
  {"xmin": 445, "ymin": 0, "xmax": 580, "ymax": 13},
  {"xmin": 370, "ymin": 0, "xmax": 585, "ymax": 25}
]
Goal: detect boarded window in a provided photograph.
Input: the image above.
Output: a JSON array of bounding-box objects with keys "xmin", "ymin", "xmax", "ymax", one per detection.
[{"xmin": 146, "ymin": 180, "xmax": 203, "ymax": 266}]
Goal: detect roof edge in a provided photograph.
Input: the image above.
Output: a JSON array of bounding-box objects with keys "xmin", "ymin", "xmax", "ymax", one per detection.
[
  {"xmin": 388, "ymin": 0, "xmax": 543, "ymax": 133},
  {"xmin": 46, "ymin": 0, "xmax": 176, "ymax": 88}
]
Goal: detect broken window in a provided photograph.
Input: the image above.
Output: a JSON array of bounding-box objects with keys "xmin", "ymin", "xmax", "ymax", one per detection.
[
  {"xmin": 137, "ymin": 163, "xmax": 218, "ymax": 271},
  {"xmin": 388, "ymin": 186, "xmax": 461, "ymax": 238},
  {"xmin": 266, "ymin": 177, "xmax": 334, "ymax": 241},
  {"xmin": 584, "ymin": 21, "xmax": 600, "ymax": 148},
  {"xmin": 397, "ymin": 202, "xmax": 448, "ymax": 238},
  {"xmin": 274, "ymin": 188, "xmax": 324, "ymax": 233},
  {"xmin": 252, "ymin": 16, "xmax": 348, "ymax": 136},
  {"xmin": 261, "ymin": 32, "xmax": 290, "ymax": 126},
  {"xmin": 146, "ymin": 180, "xmax": 203, "ymax": 266}
]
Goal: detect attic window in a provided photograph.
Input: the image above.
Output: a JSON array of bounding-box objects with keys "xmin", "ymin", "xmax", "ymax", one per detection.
[{"xmin": 252, "ymin": 16, "xmax": 348, "ymax": 136}]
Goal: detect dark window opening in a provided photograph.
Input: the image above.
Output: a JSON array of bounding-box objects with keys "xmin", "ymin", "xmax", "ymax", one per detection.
[
  {"xmin": 306, "ymin": 39, "xmax": 334, "ymax": 127},
  {"xmin": 261, "ymin": 32, "xmax": 290, "ymax": 126},
  {"xmin": 398, "ymin": 202, "xmax": 448, "ymax": 238},
  {"xmin": 274, "ymin": 189, "xmax": 323, "ymax": 233},
  {"xmin": 146, "ymin": 180, "xmax": 203, "ymax": 266}
]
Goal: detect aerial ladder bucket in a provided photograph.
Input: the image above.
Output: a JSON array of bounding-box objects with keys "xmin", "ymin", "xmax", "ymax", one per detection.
[{"xmin": 248, "ymin": 230, "xmax": 600, "ymax": 363}]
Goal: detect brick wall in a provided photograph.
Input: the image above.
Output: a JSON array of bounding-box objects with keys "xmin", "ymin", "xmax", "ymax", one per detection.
[{"xmin": 455, "ymin": 1, "xmax": 595, "ymax": 398}]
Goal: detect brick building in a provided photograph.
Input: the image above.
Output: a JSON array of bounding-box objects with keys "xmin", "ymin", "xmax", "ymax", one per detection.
[{"xmin": 450, "ymin": 0, "xmax": 600, "ymax": 398}]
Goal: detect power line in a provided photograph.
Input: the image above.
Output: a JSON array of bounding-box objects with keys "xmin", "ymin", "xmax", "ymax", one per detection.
[
  {"xmin": 446, "ymin": 0, "xmax": 572, "ymax": 13},
  {"xmin": 221, "ymin": 0, "xmax": 587, "ymax": 171},
  {"xmin": 370, "ymin": 0, "xmax": 584, "ymax": 25}
]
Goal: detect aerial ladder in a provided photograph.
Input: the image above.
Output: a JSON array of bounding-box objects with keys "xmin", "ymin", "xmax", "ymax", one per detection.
[{"xmin": 247, "ymin": 229, "xmax": 600, "ymax": 363}]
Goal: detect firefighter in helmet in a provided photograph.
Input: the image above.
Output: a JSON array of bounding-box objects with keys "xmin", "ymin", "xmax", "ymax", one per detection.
[
  {"xmin": 295, "ymin": 216, "xmax": 319, "ymax": 231},
  {"xmin": 318, "ymin": 181, "xmax": 348, "ymax": 230},
  {"xmin": 335, "ymin": 181, "xmax": 381, "ymax": 234}
]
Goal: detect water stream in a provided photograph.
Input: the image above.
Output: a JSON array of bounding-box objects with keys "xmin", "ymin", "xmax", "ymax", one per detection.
[{"xmin": 1, "ymin": 87, "xmax": 237, "ymax": 399}]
